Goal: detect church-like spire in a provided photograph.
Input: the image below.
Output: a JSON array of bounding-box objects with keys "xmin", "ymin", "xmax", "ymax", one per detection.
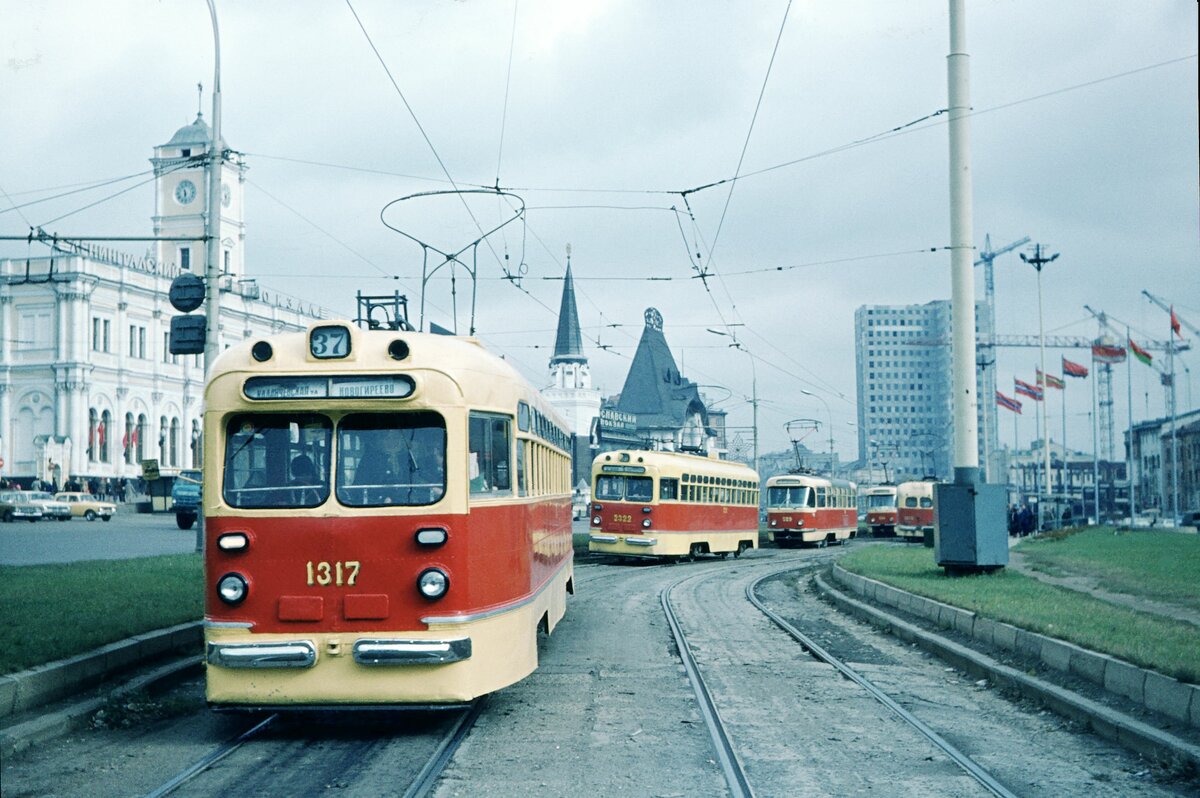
[{"xmin": 551, "ymin": 245, "xmax": 586, "ymax": 365}]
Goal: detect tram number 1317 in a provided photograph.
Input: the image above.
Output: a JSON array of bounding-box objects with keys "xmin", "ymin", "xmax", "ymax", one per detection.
[{"xmin": 306, "ymin": 560, "xmax": 361, "ymax": 587}]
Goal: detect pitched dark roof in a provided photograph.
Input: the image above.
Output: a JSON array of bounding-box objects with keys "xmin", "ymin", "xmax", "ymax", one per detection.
[
  {"xmin": 551, "ymin": 263, "xmax": 585, "ymax": 364},
  {"xmin": 616, "ymin": 310, "xmax": 708, "ymax": 429}
]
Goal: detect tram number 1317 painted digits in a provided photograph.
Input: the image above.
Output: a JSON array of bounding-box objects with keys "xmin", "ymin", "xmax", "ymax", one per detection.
[{"xmin": 306, "ymin": 561, "xmax": 360, "ymax": 586}]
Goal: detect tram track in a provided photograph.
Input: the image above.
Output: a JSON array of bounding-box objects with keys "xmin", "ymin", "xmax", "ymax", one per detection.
[
  {"xmin": 746, "ymin": 570, "xmax": 1020, "ymax": 798},
  {"xmin": 138, "ymin": 700, "xmax": 485, "ymax": 798}
]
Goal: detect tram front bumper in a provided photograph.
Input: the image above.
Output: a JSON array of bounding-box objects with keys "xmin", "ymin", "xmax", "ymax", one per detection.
[{"xmin": 207, "ymin": 637, "xmax": 472, "ymax": 669}]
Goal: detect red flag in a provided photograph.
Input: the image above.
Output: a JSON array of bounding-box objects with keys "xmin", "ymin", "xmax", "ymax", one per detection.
[
  {"xmin": 1037, "ymin": 369, "xmax": 1065, "ymax": 389},
  {"xmin": 1015, "ymin": 378, "xmax": 1043, "ymax": 401},
  {"xmin": 996, "ymin": 391, "xmax": 1022, "ymax": 414},
  {"xmin": 1091, "ymin": 343, "xmax": 1126, "ymax": 364},
  {"xmin": 122, "ymin": 430, "xmax": 129, "ymax": 449},
  {"xmin": 1129, "ymin": 337, "xmax": 1153, "ymax": 366},
  {"xmin": 97, "ymin": 422, "xmax": 106, "ymax": 446},
  {"xmin": 1171, "ymin": 306, "xmax": 1183, "ymax": 339},
  {"xmin": 1062, "ymin": 357, "xmax": 1088, "ymax": 378}
]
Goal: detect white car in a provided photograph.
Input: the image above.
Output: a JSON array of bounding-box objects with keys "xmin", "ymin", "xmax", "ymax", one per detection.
[{"xmin": 23, "ymin": 491, "xmax": 73, "ymax": 521}]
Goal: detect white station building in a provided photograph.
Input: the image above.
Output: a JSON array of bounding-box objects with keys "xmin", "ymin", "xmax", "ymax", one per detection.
[{"xmin": 0, "ymin": 112, "xmax": 325, "ymax": 486}]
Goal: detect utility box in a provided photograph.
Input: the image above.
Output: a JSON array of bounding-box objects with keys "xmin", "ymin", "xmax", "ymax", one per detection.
[{"xmin": 933, "ymin": 482, "xmax": 1008, "ymax": 572}]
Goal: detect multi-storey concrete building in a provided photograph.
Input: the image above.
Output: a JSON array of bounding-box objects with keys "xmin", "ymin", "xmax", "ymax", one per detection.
[
  {"xmin": 0, "ymin": 113, "xmax": 325, "ymax": 487},
  {"xmin": 853, "ymin": 300, "xmax": 996, "ymax": 483}
]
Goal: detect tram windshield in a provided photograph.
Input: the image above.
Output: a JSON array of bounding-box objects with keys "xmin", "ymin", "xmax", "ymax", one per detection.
[
  {"xmin": 867, "ymin": 493, "xmax": 896, "ymax": 509},
  {"xmin": 223, "ymin": 414, "xmax": 332, "ymax": 509},
  {"xmin": 767, "ymin": 485, "xmax": 812, "ymax": 508},
  {"xmin": 595, "ymin": 475, "xmax": 654, "ymax": 502},
  {"xmin": 338, "ymin": 412, "xmax": 447, "ymax": 507}
]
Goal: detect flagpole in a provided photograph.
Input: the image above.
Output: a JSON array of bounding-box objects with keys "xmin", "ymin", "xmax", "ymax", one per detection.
[
  {"xmin": 1092, "ymin": 361, "xmax": 1100, "ymax": 523},
  {"xmin": 1058, "ymin": 376, "xmax": 1065, "ymax": 501},
  {"xmin": 1170, "ymin": 332, "xmax": 1179, "ymax": 524},
  {"xmin": 1126, "ymin": 326, "xmax": 1136, "ymax": 523}
]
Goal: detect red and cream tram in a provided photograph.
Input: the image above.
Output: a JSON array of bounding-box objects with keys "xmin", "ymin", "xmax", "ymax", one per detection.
[
  {"xmin": 765, "ymin": 473, "xmax": 858, "ymax": 547},
  {"xmin": 896, "ymin": 479, "xmax": 936, "ymax": 542},
  {"xmin": 588, "ymin": 450, "xmax": 759, "ymax": 560},
  {"xmin": 864, "ymin": 485, "xmax": 898, "ymax": 537},
  {"xmin": 202, "ymin": 321, "xmax": 573, "ymax": 709}
]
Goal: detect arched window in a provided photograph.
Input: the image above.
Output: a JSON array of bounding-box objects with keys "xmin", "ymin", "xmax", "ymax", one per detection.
[
  {"xmin": 88, "ymin": 408, "xmax": 98, "ymax": 462},
  {"xmin": 170, "ymin": 418, "xmax": 180, "ymax": 467},
  {"xmin": 190, "ymin": 420, "xmax": 201, "ymax": 468},
  {"xmin": 124, "ymin": 412, "xmax": 136, "ymax": 464},
  {"xmin": 159, "ymin": 415, "xmax": 169, "ymax": 462},
  {"xmin": 136, "ymin": 414, "xmax": 148, "ymax": 462},
  {"xmin": 100, "ymin": 410, "xmax": 111, "ymax": 463}
]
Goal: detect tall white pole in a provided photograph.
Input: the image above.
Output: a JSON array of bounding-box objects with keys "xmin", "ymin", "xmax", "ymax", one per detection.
[
  {"xmin": 1127, "ymin": 327, "xmax": 1136, "ymax": 522},
  {"xmin": 1038, "ymin": 268, "xmax": 1050, "ymax": 527},
  {"xmin": 1092, "ymin": 364, "xmax": 1100, "ymax": 522},
  {"xmin": 947, "ymin": 0, "xmax": 979, "ymax": 487},
  {"xmin": 203, "ymin": 0, "xmax": 223, "ymax": 377}
]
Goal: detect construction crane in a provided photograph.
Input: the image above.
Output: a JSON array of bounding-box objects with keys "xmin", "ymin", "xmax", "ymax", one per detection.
[
  {"xmin": 975, "ymin": 234, "xmax": 1030, "ymax": 315},
  {"xmin": 1143, "ymin": 290, "xmax": 1198, "ymax": 339},
  {"xmin": 1141, "ymin": 290, "xmax": 1190, "ymax": 524},
  {"xmin": 974, "ymin": 234, "xmax": 1029, "ymax": 484}
]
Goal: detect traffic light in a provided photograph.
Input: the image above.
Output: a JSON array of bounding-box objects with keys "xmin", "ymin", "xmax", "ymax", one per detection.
[{"xmin": 169, "ymin": 272, "xmax": 206, "ymax": 355}]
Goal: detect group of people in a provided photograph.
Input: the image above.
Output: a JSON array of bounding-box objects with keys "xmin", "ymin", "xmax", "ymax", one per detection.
[
  {"xmin": 0, "ymin": 476, "xmax": 138, "ymax": 501},
  {"xmin": 1008, "ymin": 504, "xmax": 1036, "ymax": 537}
]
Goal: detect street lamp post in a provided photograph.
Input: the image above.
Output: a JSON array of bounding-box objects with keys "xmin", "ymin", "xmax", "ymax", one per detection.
[
  {"xmin": 800, "ymin": 389, "xmax": 834, "ymax": 475},
  {"xmin": 1020, "ymin": 243, "xmax": 1059, "ymax": 530}
]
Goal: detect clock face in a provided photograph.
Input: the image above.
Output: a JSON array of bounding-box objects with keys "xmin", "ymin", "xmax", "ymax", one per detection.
[
  {"xmin": 221, "ymin": 184, "xmax": 231, "ymax": 208},
  {"xmin": 175, "ymin": 179, "xmax": 197, "ymax": 205}
]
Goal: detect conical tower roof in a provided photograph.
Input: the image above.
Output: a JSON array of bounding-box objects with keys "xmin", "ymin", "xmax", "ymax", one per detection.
[
  {"xmin": 551, "ymin": 262, "xmax": 586, "ymax": 364},
  {"xmin": 617, "ymin": 308, "xmax": 708, "ymax": 429}
]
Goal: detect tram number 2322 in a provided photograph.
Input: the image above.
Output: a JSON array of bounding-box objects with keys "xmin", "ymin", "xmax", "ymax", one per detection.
[
  {"xmin": 306, "ymin": 560, "xmax": 361, "ymax": 587},
  {"xmin": 612, "ymin": 514, "xmax": 633, "ymax": 523}
]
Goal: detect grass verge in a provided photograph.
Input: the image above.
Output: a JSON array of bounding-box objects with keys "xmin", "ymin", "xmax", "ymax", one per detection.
[
  {"xmin": 839, "ymin": 544, "xmax": 1200, "ymax": 684},
  {"xmin": 0, "ymin": 554, "xmax": 203, "ymax": 676},
  {"xmin": 1016, "ymin": 527, "xmax": 1200, "ymax": 612}
]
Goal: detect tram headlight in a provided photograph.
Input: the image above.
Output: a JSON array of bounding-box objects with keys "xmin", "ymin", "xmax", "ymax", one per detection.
[
  {"xmin": 642, "ymin": 519, "xmax": 652, "ymax": 529},
  {"xmin": 592, "ymin": 516, "xmax": 601, "ymax": 526},
  {"xmin": 770, "ymin": 519, "xmax": 777, "ymax": 527},
  {"xmin": 417, "ymin": 568, "xmax": 449, "ymax": 599},
  {"xmin": 217, "ymin": 572, "xmax": 248, "ymax": 605}
]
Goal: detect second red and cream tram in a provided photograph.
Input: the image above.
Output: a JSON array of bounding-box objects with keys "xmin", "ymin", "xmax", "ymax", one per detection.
[
  {"xmin": 896, "ymin": 480, "xmax": 936, "ymax": 542},
  {"xmin": 864, "ymin": 485, "xmax": 898, "ymax": 537},
  {"xmin": 202, "ymin": 320, "xmax": 574, "ymax": 709},
  {"xmin": 765, "ymin": 473, "xmax": 858, "ymax": 547},
  {"xmin": 588, "ymin": 450, "xmax": 759, "ymax": 560}
]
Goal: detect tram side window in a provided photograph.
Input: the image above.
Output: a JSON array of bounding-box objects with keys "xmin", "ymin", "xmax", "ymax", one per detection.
[
  {"xmin": 660, "ymin": 478, "xmax": 678, "ymax": 501},
  {"xmin": 469, "ymin": 412, "xmax": 512, "ymax": 496},
  {"xmin": 338, "ymin": 412, "xmax": 446, "ymax": 507},
  {"xmin": 517, "ymin": 440, "xmax": 527, "ymax": 497},
  {"xmin": 223, "ymin": 414, "xmax": 331, "ymax": 509}
]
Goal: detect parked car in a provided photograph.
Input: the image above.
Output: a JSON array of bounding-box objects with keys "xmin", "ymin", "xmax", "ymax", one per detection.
[
  {"xmin": 24, "ymin": 491, "xmax": 73, "ymax": 521},
  {"xmin": 172, "ymin": 469, "xmax": 202, "ymax": 530},
  {"xmin": 54, "ymin": 492, "xmax": 118, "ymax": 521},
  {"xmin": 0, "ymin": 491, "xmax": 44, "ymax": 523}
]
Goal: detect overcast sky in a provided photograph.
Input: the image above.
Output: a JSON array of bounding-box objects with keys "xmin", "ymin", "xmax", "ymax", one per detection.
[{"xmin": 2, "ymin": 0, "xmax": 1197, "ymax": 461}]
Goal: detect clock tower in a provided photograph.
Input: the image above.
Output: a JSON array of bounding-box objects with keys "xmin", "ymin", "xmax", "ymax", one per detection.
[{"xmin": 150, "ymin": 111, "xmax": 247, "ymax": 278}]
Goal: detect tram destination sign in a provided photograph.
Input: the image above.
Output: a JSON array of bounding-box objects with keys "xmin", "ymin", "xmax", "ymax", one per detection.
[
  {"xmin": 601, "ymin": 465, "xmax": 646, "ymax": 474},
  {"xmin": 244, "ymin": 375, "xmax": 415, "ymax": 400}
]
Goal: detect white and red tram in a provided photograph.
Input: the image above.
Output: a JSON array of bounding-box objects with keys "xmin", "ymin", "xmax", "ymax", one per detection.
[{"xmin": 765, "ymin": 472, "xmax": 858, "ymax": 547}]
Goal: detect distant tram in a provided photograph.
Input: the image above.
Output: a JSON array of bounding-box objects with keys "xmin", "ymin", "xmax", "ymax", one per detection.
[
  {"xmin": 765, "ymin": 473, "xmax": 858, "ymax": 547},
  {"xmin": 863, "ymin": 485, "xmax": 898, "ymax": 537},
  {"xmin": 202, "ymin": 318, "xmax": 573, "ymax": 709},
  {"xmin": 896, "ymin": 480, "xmax": 936, "ymax": 542},
  {"xmin": 588, "ymin": 450, "xmax": 759, "ymax": 560}
]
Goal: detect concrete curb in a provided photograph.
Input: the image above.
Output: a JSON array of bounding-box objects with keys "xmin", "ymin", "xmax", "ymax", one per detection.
[
  {"xmin": 0, "ymin": 656, "xmax": 202, "ymax": 760},
  {"xmin": 0, "ymin": 621, "xmax": 203, "ymax": 721},
  {"xmin": 814, "ymin": 571, "xmax": 1200, "ymax": 770}
]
